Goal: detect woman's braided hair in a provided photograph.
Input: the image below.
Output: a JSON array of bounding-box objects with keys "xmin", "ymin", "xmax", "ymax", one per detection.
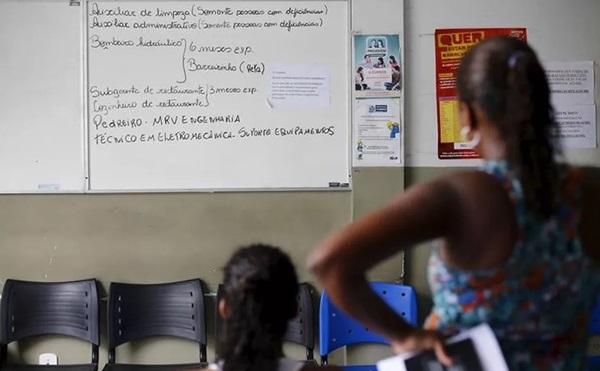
[
  {"xmin": 457, "ymin": 36, "xmax": 560, "ymax": 218},
  {"xmin": 219, "ymin": 244, "xmax": 299, "ymax": 371}
]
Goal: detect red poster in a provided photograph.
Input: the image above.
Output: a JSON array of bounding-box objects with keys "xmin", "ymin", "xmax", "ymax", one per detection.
[{"xmin": 435, "ymin": 28, "xmax": 527, "ymax": 159}]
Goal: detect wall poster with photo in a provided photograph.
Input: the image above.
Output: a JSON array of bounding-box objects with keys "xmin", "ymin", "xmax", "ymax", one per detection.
[
  {"xmin": 352, "ymin": 34, "xmax": 404, "ymax": 167},
  {"xmin": 353, "ymin": 34, "xmax": 402, "ymax": 98}
]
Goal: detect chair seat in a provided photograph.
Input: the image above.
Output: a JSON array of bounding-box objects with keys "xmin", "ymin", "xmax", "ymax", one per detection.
[
  {"xmin": 102, "ymin": 363, "xmax": 206, "ymax": 371},
  {"xmin": 341, "ymin": 365, "xmax": 377, "ymax": 371},
  {"xmin": 1, "ymin": 365, "xmax": 97, "ymax": 371}
]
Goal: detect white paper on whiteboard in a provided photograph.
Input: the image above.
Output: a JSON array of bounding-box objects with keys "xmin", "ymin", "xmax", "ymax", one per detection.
[
  {"xmin": 554, "ymin": 104, "xmax": 597, "ymax": 149},
  {"xmin": 267, "ymin": 64, "xmax": 330, "ymax": 109},
  {"xmin": 376, "ymin": 324, "xmax": 508, "ymax": 371},
  {"xmin": 545, "ymin": 61, "xmax": 595, "ymax": 106}
]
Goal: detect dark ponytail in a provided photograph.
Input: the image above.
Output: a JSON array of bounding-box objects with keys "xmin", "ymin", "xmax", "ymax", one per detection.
[
  {"xmin": 457, "ymin": 36, "xmax": 560, "ymax": 218},
  {"xmin": 218, "ymin": 244, "xmax": 299, "ymax": 371}
]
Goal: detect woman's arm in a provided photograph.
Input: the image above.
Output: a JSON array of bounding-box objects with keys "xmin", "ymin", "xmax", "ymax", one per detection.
[{"xmin": 308, "ymin": 178, "xmax": 461, "ymax": 365}]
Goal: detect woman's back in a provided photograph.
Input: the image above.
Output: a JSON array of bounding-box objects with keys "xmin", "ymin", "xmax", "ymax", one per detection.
[
  {"xmin": 309, "ymin": 37, "xmax": 600, "ymax": 371},
  {"xmin": 426, "ymin": 161, "xmax": 600, "ymax": 370}
]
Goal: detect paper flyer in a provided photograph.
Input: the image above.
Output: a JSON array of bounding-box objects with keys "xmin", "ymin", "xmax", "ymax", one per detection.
[
  {"xmin": 353, "ymin": 98, "xmax": 402, "ymax": 167},
  {"xmin": 545, "ymin": 61, "xmax": 597, "ymax": 149},
  {"xmin": 267, "ymin": 64, "xmax": 330, "ymax": 109},
  {"xmin": 353, "ymin": 34, "xmax": 402, "ymax": 98},
  {"xmin": 545, "ymin": 61, "xmax": 595, "ymax": 106},
  {"xmin": 554, "ymin": 104, "xmax": 597, "ymax": 149},
  {"xmin": 435, "ymin": 28, "xmax": 527, "ymax": 160},
  {"xmin": 377, "ymin": 324, "xmax": 508, "ymax": 371}
]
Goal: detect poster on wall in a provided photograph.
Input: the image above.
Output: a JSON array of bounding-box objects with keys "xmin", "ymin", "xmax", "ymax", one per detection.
[
  {"xmin": 353, "ymin": 98, "xmax": 402, "ymax": 166},
  {"xmin": 353, "ymin": 34, "xmax": 402, "ymax": 98},
  {"xmin": 435, "ymin": 28, "xmax": 527, "ymax": 160}
]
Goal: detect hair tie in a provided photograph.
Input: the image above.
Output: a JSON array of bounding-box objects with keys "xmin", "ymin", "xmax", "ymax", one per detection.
[{"xmin": 507, "ymin": 51, "xmax": 523, "ymax": 69}]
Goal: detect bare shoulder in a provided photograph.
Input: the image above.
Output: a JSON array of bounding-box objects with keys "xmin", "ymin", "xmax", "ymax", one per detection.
[
  {"xmin": 442, "ymin": 169, "xmax": 507, "ymax": 195},
  {"xmin": 389, "ymin": 169, "xmax": 513, "ymax": 233},
  {"xmin": 430, "ymin": 170, "xmax": 517, "ymax": 268},
  {"xmin": 389, "ymin": 170, "xmax": 501, "ymax": 208},
  {"xmin": 432, "ymin": 170, "xmax": 513, "ymax": 213}
]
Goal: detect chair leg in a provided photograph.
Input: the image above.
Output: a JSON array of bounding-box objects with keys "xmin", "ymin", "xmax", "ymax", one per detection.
[
  {"xmin": 0, "ymin": 345, "xmax": 7, "ymax": 366},
  {"xmin": 200, "ymin": 344, "xmax": 207, "ymax": 363},
  {"xmin": 108, "ymin": 348, "xmax": 116, "ymax": 364},
  {"xmin": 306, "ymin": 348, "xmax": 314, "ymax": 360},
  {"xmin": 91, "ymin": 344, "xmax": 99, "ymax": 364}
]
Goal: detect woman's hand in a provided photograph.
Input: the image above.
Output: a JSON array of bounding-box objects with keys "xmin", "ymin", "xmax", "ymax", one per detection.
[{"xmin": 391, "ymin": 328, "xmax": 453, "ymax": 367}]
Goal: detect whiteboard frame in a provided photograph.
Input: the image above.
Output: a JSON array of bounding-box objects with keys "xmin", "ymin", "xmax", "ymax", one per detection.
[{"xmin": 83, "ymin": 0, "xmax": 353, "ymax": 193}]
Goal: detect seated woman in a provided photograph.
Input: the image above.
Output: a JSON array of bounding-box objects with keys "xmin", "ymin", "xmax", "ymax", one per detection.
[
  {"xmin": 309, "ymin": 36, "xmax": 600, "ymax": 370},
  {"xmin": 203, "ymin": 244, "xmax": 339, "ymax": 371}
]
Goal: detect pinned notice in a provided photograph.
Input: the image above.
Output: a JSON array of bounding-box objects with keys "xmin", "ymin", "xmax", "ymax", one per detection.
[
  {"xmin": 545, "ymin": 61, "xmax": 594, "ymax": 106},
  {"xmin": 267, "ymin": 64, "xmax": 330, "ymax": 109},
  {"xmin": 546, "ymin": 61, "xmax": 596, "ymax": 149},
  {"xmin": 554, "ymin": 105, "xmax": 597, "ymax": 149}
]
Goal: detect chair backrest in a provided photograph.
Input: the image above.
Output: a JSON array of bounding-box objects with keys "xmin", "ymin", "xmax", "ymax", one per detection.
[
  {"xmin": 107, "ymin": 279, "xmax": 207, "ymax": 363},
  {"xmin": 283, "ymin": 283, "xmax": 315, "ymax": 360},
  {"xmin": 216, "ymin": 282, "xmax": 316, "ymax": 360},
  {"xmin": 0, "ymin": 279, "xmax": 100, "ymax": 363},
  {"xmin": 319, "ymin": 282, "xmax": 417, "ymax": 358}
]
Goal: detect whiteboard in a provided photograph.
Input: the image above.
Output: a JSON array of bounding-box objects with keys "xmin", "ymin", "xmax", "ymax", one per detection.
[
  {"xmin": 0, "ymin": 0, "xmax": 85, "ymax": 193},
  {"xmin": 86, "ymin": 0, "xmax": 351, "ymax": 191}
]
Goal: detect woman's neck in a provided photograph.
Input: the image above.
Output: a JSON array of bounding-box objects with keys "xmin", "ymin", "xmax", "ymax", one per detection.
[{"xmin": 477, "ymin": 125, "xmax": 507, "ymax": 160}]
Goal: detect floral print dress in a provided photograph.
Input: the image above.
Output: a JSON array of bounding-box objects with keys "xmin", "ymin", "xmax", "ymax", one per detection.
[{"xmin": 425, "ymin": 160, "xmax": 599, "ymax": 371}]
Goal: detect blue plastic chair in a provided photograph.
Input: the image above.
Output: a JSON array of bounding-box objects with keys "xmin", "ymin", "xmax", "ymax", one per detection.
[{"xmin": 319, "ymin": 282, "xmax": 417, "ymax": 371}]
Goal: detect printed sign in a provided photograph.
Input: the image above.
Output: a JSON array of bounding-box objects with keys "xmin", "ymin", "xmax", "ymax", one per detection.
[{"xmin": 435, "ymin": 28, "xmax": 527, "ymax": 159}]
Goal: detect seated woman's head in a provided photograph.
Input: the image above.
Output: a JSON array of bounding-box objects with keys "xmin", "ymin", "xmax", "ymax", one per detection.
[
  {"xmin": 457, "ymin": 36, "xmax": 559, "ymax": 217},
  {"xmin": 218, "ymin": 244, "xmax": 299, "ymax": 371}
]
